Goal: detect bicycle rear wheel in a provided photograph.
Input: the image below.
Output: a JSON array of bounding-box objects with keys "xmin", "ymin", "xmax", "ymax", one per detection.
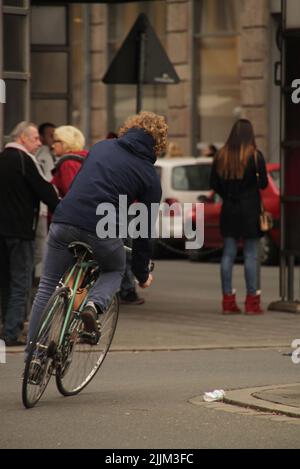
[
  {"xmin": 22, "ymin": 288, "xmax": 68, "ymax": 409},
  {"xmin": 56, "ymin": 294, "xmax": 119, "ymax": 396}
]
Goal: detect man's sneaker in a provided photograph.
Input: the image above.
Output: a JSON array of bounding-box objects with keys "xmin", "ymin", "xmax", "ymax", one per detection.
[
  {"xmin": 119, "ymin": 289, "xmax": 145, "ymax": 305},
  {"xmin": 3, "ymin": 336, "xmax": 27, "ymax": 347},
  {"xmin": 80, "ymin": 302, "xmax": 101, "ymax": 345}
]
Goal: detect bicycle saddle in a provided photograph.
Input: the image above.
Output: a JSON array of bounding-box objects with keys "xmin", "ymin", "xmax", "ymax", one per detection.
[{"xmin": 68, "ymin": 241, "xmax": 93, "ymax": 259}]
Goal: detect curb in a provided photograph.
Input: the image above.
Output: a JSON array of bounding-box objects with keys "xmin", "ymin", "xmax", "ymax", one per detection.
[
  {"xmin": 4, "ymin": 344, "xmax": 290, "ymax": 354},
  {"xmin": 223, "ymin": 383, "xmax": 300, "ymax": 419}
]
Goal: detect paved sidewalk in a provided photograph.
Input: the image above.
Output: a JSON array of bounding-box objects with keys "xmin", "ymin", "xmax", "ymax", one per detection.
[
  {"xmin": 6, "ymin": 260, "xmax": 300, "ymax": 416},
  {"xmin": 223, "ymin": 383, "xmax": 300, "ymax": 418}
]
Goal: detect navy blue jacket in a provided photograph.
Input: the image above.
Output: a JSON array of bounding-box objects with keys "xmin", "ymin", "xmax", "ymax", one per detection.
[{"xmin": 53, "ymin": 128, "xmax": 162, "ymax": 283}]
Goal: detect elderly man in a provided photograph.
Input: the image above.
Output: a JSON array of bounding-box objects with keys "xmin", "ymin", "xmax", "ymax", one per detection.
[{"xmin": 0, "ymin": 122, "xmax": 59, "ymax": 346}]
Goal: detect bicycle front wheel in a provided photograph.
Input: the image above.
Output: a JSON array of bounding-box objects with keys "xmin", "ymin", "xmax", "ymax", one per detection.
[
  {"xmin": 56, "ymin": 294, "xmax": 119, "ymax": 396},
  {"xmin": 22, "ymin": 287, "xmax": 68, "ymax": 409}
]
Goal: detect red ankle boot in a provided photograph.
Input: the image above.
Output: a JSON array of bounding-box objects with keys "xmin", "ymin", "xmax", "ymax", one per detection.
[
  {"xmin": 245, "ymin": 292, "xmax": 264, "ymax": 315},
  {"xmin": 222, "ymin": 292, "xmax": 241, "ymax": 315}
]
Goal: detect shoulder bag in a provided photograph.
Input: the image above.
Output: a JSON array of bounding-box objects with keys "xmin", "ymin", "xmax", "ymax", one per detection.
[{"xmin": 254, "ymin": 152, "xmax": 273, "ymax": 232}]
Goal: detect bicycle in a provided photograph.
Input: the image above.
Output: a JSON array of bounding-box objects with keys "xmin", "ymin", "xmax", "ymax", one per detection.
[{"xmin": 22, "ymin": 241, "xmax": 148, "ymax": 409}]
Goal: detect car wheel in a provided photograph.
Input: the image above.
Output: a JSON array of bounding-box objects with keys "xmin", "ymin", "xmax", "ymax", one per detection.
[
  {"xmin": 188, "ymin": 249, "xmax": 202, "ymax": 262},
  {"xmin": 259, "ymin": 235, "xmax": 279, "ymax": 266},
  {"xmin": 152, "ymin": 240, "xmax": 169, "ymax": 259}
]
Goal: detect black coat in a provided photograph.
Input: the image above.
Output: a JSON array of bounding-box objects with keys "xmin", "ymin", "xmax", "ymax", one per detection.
[
  {"xmin": 210, "ymin": 151, "xmax": 268, "ymax": 239},
  {"xmin": 0, "ymin": 148, "xmax": 59, "ymax": 240}
]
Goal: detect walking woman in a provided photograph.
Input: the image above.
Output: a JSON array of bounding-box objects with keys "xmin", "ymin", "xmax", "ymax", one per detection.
[{"xmin": 210, "ymin": 119, "xmax": 268, "ymax": 315}]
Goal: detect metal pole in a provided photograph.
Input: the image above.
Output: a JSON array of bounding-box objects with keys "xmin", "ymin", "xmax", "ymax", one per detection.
[
  {"xmin": 288, "ymin": 255, "xmax": 295, "ymax": 301},
  {"xmin": 136, "ymin": 31, "xmax": 146, "ymax": 114},
  {"xmin": 0, "ymin": 0, "xmax": 3, "ymax": 148},
  {"xmin": 280, "ymin": 0, "xmax": 287, "ymax": 300},
  {"xmin": 190, "ymin": 0, "xmax": 196, "ymax": 156},
  {"xmin": 82, "ymin": 4, "xmax": 91, "ymax": 146}
]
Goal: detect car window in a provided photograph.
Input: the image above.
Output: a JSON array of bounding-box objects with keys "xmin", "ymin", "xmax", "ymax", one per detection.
[
  {"xmin": 270, "ymin": 170, "xmax": 279, "ymax": 190},
  {"xmin": 155, "ymin": 166, "xmax": 162, "ymax": 180},
  {"xmin": 172, "ymin": 164, "xmax": 211, "ymax": 191}
]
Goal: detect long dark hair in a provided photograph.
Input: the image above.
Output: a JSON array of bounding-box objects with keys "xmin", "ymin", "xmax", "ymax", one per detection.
[{"xmin": 215, "ymin": 119, "xmax": 257, "ymax": 179}]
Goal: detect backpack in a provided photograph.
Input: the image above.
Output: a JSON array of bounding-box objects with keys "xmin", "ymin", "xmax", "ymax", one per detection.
[{"xmin": 52, "ymin": 153, "xmax": 86, "ymax": 174}]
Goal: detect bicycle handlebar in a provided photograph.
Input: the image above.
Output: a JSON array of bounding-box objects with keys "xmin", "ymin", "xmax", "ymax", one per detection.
[{"xmin": 124, "ymin": 245, "xmax": 155, "ymax": 273}]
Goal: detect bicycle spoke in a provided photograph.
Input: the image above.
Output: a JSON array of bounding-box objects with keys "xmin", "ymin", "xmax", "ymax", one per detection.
[
  {"xmin": 56, "ymin": 296, "xmax": 119, "ymax": 396},
  {"xmin": 22, "ymin": 288, "xmax": 68, "ymax": 409}
]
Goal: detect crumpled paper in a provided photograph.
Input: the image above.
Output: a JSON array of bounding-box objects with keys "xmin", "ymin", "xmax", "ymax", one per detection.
[{"xmin": 203, "ymin": 389, "xmax": 226, "ymax": 402}]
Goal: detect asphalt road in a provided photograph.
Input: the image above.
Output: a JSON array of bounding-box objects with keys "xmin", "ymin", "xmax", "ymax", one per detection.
[
  {"xmin": 1, "ymin": 260, "xmax": 300, "ymax": 449},
  {"xmin": 1, "ymin": 348, "xmax": 300, "ymax": 449}
]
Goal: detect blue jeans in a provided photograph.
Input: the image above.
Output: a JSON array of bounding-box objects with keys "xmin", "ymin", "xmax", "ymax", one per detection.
[
  {"xmin": 0, "ymin": 237, "xmax": 34, "ymax": 341},
  {"xmin": 221, "ymin": 237, "xmax": 259, "ymax": 295},
  {"xmin": 27, "ymin": 223, "xmax": 126, "ymax": 353}
]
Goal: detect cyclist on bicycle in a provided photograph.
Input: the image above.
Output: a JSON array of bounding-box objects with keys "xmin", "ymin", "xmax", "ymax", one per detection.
[{"xmin": 26, "ymin": 111, "xmax": 167, "ymax": 351}]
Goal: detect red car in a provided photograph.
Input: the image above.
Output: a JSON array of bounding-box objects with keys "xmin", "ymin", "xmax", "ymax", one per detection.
[{"xmin": 186, "ymin": 163, "xmax": 280, "ymax": 265}]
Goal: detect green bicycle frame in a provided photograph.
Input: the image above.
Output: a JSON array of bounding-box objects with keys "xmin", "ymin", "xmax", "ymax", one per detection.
[
  {"xmin": 36, "ymin": 259, "xmax": 97, "ymax": 349},
  {"xmin": 58, "ymin": 260, "xmax": 96, "ymax": 346}
]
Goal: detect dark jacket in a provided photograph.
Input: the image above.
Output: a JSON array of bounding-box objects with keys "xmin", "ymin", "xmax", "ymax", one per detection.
[
  {"xmin": 53, "ymin": 128, "xmax": 162, "ymax": 283},
  {"xmin": 210, "ymin": 151, "xmax": 268, "ymax": 239},
  {"xmin": 0, "ymin": 147, "xmax": 59, "ymax": 240}
]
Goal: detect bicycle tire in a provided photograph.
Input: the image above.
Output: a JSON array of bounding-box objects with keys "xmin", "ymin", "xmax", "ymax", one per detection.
[
  {"xmin": 56, "ymin": 294, "xmax": 119, "ymax": 396},
  {"xmin": 22, "ymin": 287, "xmax": 69, "ymax": 409}
]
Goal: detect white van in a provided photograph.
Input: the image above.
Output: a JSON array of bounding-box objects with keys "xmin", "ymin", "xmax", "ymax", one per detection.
[{"xmin": 153, "ymin": 157, "xmax": 212, "ymax": 255}]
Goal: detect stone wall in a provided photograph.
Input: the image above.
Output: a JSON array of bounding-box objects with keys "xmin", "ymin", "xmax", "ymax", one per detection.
[
  {"xmin": 87, "ymin": 0, "xmax": 272, "ymax": 156},
  {"xmin": 240, "ymin": 0, "xmax": 270, "ymax": 156},
  {"xmin": 89, "ymin": 4, "xmax": 108, "ymax": 145},
  {"xmin": 166, "ymin": 0, "xmax": 192, "ymax": 155}
]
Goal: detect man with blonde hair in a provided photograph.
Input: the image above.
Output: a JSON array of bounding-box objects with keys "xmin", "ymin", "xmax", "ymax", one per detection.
[
  {"xmin": 27, "ymin": 111, "xmax": 166, "ymax": 351},
  {"xmin": 0, "ymin": 122, "xmax": 59, "ymax": 346}
]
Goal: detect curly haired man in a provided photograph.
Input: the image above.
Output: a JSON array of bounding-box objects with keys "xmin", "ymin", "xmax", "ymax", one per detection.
[{"xmin": 27, "ymin": 111, "xmax": 167, "ymax": 349}]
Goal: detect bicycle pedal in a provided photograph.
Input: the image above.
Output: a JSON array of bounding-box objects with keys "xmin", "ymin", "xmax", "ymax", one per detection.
[
  {"xmin": 47, "ymin": 340, "xmax": 57, "ymax": 358},
  {"xmin": 80, "ymin": 331, "xmax": 100, "ymax": 345}
]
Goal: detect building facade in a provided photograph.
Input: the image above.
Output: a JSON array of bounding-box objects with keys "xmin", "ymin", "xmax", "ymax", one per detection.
[{"xmin": 0, "ymin": 0, "xmax": 283, "ymax": 160}]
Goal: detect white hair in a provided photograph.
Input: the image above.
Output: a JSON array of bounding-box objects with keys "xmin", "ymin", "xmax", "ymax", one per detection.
[
  {"xmin": 10, "ymin": 121, "xmax": 37, "ymax": 142},
  {"xmin": 54, "ymin": 125, "xmax": 85, "ymax": 153}
]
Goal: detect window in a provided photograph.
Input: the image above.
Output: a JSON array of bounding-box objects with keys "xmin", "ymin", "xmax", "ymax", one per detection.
[
  {"xmin": 31, "ymin": 52, "xmax": 68, "ymax": 94},
  {"xmin": 4, "ymin": 14, "xmax": 26, "ymax": 72},
  {"xmin": 172, "ymin": 164, "xmax": 212, "ymax": 191},
  {"xmin": 30, "ymin": 4, "xmax": 70, "ymax": 127},
  {"xmin": 3, "ymin": 0, "xmax": 25, "ymax": 6},
  {"xmin": 107, "ymin": 0, "xmax": 167, "ymax": 132},
  {"xmin": 30, "ymin": 4, "xmax": 87, "ymax": 130},
  {"xmin": 4, "ymin": 80, "xmax": 27, "ymax": 135},
  {"xmin": 31, "ymin": 6, "xmax": 67, "ymax": 45},
  {"xmin": 270, "ymin": 170, "xmax": 280, "ymax": 190},
  {"xmin": 2, "ymin": 1, "xmax": 30, "ymax": 141},
  {"xmin": 194, "ymin": 0, "xmax": 241, "ymax": 150},
  {"xmin": 155, "ymin": 166, "xmax": 162, "ymax": 180}
]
